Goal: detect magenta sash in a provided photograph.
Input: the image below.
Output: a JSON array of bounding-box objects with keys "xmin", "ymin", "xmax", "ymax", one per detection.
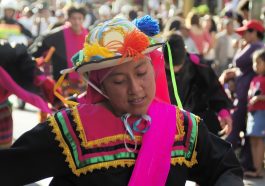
[
  {"xmin": 0, "ymin": 67, "xmax": 51, "ymax": 113},
  {"xmin": 128, "ymin": 101, "xmax": 176, "ymax": 186}
]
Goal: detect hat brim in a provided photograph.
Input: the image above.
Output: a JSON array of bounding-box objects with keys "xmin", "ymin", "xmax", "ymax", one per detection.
[
  {"xmin": 76, "ymin": 43, "xmax": 163, "ymax": 74},
  {"xmin": 235, "ymin": 26, "xmax": 247, "ymax": 35}
]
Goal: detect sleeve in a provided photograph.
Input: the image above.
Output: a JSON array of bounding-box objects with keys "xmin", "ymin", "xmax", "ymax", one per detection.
[
  {"xmin": 15, "ymin": 44, "xmax": 37, "ymax": 90},
  {"xmin": 0, "ymin": 122, "xmax": 71, "ymax": 186},
  {"xmin": 197, "ymin": 64, "xmax": 233, "ymax": 112},
  {"xmin": 28, "ymin": 34, "xmax": 50, "ymax": 58},
  {"xmin": 188, "ymin": 121, "xmax": 244, "ymax": 186}
]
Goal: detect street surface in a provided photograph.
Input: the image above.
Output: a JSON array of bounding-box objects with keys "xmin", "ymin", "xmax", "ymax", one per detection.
[{"xmin": 9, "ymin": 96, "xmax": 264, "ymax": 186}]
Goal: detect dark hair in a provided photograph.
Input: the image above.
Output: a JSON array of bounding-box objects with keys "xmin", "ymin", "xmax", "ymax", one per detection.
[
  {"xmin": 210, "ymin": 18, "xmax": 217, "ymax": 33},
  {"xmin": 128, "ymin": 10, "xmax": 138, "ymax": 21},
  {"xmin": 163, "ymin": 17, "xmax": 183, "ymax": 33},
  {"xmin": 257, "ymin": 31, "xmax": 264, "ymax": 40},
  {"xmin": 163, "ymin": 34, "xmax": 186, "ymax": 66},
  {"xmin": 247, "ymin": 28, "xmax": 264, "ymax": 40},
  {"xmin": 67, "ymin": 5, "xmax": 86, "ymax": 18},
  {"xmin": 225, "ymin": 11, "xmax": 233, "ymax": 18},
  {"xmin": 236, "ymin": 13, "xmax": 244, "ymax": 26},
  {"xmin": 157, "ymin": 17, "xmax": 164, "ymax": 32},
  {"xmin": 169, "ymin": 20, "xmax": 182, "ymax": 31},
  {"xmin": 190, "ymin": 14, "xmax": 200, "ymax": 26},
  {"xmin": 240, "ymin": 0, "xmax": 249, "ymax": 11}
]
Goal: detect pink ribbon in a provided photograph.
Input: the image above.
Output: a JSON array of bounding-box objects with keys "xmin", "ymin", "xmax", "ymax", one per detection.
[{"xmin": 0, "ymin": 67, "xmax": 51, "ymax": 113}]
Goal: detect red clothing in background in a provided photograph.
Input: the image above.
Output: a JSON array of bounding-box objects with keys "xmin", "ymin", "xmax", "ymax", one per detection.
[{"xmin": 248, "ymin": 75, "xmax": 265, "ymax": 111}]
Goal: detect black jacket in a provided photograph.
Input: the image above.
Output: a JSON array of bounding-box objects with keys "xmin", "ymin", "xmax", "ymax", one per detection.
[{"xmin": 166, "ymin": 54, "xmax": 233, "ymax": 135}]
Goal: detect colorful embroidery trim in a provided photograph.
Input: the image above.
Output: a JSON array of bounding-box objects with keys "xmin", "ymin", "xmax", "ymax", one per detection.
[
  {"xmin": 49, "ymin": 114, "xmax": 137, "ymax": 176},
  {"xmin": 175, "ymin": 108, "xmax": 185, "ymax": 140},
  {"xmin": 48, "ymin": 106, "xmax": 199, "ymax": 176},
  {"xmin": 171, "ymin": 110, "xmax": 199, "ymax": 167}
]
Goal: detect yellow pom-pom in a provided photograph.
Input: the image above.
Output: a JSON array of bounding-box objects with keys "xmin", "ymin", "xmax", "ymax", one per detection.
[{"xmin": 83, "ymin": 43, "xmax": 115, "ymax": 62}]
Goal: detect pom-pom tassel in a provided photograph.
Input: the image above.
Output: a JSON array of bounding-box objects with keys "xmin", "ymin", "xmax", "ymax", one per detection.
[
  {"xmin": 83, "ymin": 43, "xmax": 114, "ymax": 62},
  {"xmin": 118, "ymin": 29, "xmax": 149, "ymax": 63},
  {"xmin": 133, "ymin": 15, "xmax": 160, "ymax": 36}
]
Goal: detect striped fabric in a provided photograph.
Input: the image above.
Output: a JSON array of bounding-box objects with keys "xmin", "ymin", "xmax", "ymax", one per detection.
[{"xmin": 0, "ymin": 24, "xmax": 21, "ymax": 39}]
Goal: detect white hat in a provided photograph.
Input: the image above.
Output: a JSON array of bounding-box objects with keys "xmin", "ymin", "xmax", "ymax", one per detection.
[
  {"xmin": 98, "ymin": 4, "xmax": 111, "ymax": 17},
  {"xmin": 66, "ymin": 16, "xmax": 163, "ymax": 75},
  {"xmin": 1, "ymin": 0, "xmax": 18, "ymax": 10}
]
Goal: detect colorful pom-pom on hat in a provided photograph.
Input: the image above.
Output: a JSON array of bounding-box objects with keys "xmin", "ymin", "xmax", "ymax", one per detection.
[{"xmin": 66, "ymin": 16, "xmax": 163, "ymax": 75}]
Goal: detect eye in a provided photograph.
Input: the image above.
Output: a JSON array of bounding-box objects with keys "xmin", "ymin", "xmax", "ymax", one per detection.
[
  {"xmin": 113, "ymin": 78, "xmax": 126, "ymax": 84},
  {"xmin": 137, "ymin": 66, "xmax": 147, "ymax": 76},
  {"xmin": 137, "ymin": 71, "xmax": 147, "ymax": 77},
  {"xmin": 113, "ymin": 80, "xmax": 124, "ymax": 84}
]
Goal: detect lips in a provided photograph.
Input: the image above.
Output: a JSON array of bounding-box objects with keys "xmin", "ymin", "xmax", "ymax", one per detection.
[{"xmin": 128, "ymin": 96, "xmax": 146, "ymax": 105}]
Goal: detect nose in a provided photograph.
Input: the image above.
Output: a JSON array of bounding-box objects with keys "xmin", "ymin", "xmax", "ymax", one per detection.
[{"xmin": 128, "ymin": 77, "xmax": 142, "ymax": 95}]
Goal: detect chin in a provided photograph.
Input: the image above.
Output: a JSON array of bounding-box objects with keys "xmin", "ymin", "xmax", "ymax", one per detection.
[{"xmin": 130, "ymin": 105, "xmax": 149, "ymax": 116}]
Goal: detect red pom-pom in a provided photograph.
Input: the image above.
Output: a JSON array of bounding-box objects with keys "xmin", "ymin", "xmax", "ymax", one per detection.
[{"xmin": 118, "ymin": 29, "xmax": 150, "ymax": 58}]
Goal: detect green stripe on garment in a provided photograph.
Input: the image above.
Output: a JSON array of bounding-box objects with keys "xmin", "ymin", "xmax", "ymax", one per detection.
[
  {"xmin": 171, "ymin": 112, "xmax": 198, "ymax": 159},
  {"xmin": 171, "ymin": 149, "xmax": 185, "ymax": 157},
  {"xmin": 187, "ymin": 114, "xmax": 198, "ymax": 158},
  {"xmin": 56, "ymin": 112, "xmax": 137, "ymax": 168},
  {"xmin": 86, "ymin": 152, "xmax": 136, "ymax": 165},
  {"xmin": 57, "ymin": 112, "xmax": 80, "ymax": 165}
]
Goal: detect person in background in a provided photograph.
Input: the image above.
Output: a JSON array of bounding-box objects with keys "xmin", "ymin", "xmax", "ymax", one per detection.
[
  {"xmin": 29, "ymin": 5, "xmax": 88, "ymax": 98},
  {"xmin": 120, "ymin": 4, "xmax": 134, "ymax": 19},
  {"xmin": 0, "ymin": 16, "xmax": 243, "ymax": 186},
  {"xmin": 163, "ymin": 23, "xmax": 232, "ymax": 136},
  {"xmin": 220, "ymin": 19, "xmax": 265, "ymax": 172},
  {"xmin": 237, "ymin": 0, "xmax": 250, "ymax": 23},
  {"xmin": 180, "ymin": 25, "xmax": 199, "ymax": 54},
  {"xmin": 128, "ymin": 9, "xmax": 138, "ymax": 21},
  {"xmin": 163, "ymin": 16, "xmax": 199, "ymax": 54},
  {"xmin": 49, "ymin": 9, "xmax": 66, "ymax": 30},
  {"xmin": 0, "ymin": 41, "xmax": 53, "ymax": 149},
  {"xmin": 185, "ymin": 12, "xmax": 211, "ymax": 58},
  {"xmin": 83, "ymin": 3, "xmax": 96, "ymax": 29},
  {"xmin": 215, "ymin": 18, "xmax": 240, "ymax": 76},
  {"xmin": 91, "ymin": 4, "xmax": 112, "ymax": 28},
  {"xmin": 31, "ymin": 2, "xmax": 57, "ymax": 37},
  {"xmin": 0, "ymin": 0, "xmax": 33, "ymax": 44},
  {"xmin": 18, "ymin": 6, "xmax": 34, "ymax": 36},
  {"xmin": 201, "ymin": 14, "xmax": 217, "ymax": 67},
  {"xmin": 244, "ymin": 49, "xmax": 265, "ymax": 178}
]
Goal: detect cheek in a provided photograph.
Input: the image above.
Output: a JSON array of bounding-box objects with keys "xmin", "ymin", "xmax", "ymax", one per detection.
[
  {"xmin": 109, "ymin": 96, "xmax": 125, "ymax": 108},
  {"xmin": 107, "ymin": 88, "xmax": 129, "ymax": 112},
  {"xmin": 143, "ymin": 72, "xmax": 156, "ymax": 97},
  {"xmin": 243, "ymin": 34, "xmax": 250, "ymax": 40},
  {"xmin": 105, "ymin": 85, "xmax": 128, "ymax": 102}
]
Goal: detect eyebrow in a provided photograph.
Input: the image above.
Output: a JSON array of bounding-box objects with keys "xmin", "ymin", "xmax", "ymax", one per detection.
[
  {"xmin": 109, "ymin": 60, "xmax": 148, "ymax": 77},
  {"xmin": 135, "ymin": 60, "xmax": 147, "ymax": 69}
]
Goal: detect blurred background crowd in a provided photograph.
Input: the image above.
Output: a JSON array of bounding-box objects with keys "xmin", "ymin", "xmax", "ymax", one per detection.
[{"xmin": 1, "ymin": 0, "xmax": 265, "ymax": 182}]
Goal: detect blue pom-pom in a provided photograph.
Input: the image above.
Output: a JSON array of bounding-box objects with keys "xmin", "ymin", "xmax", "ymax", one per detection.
[{"xmin": 133, "ymin": 15, "xmax": 160, "ymax": 36}]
